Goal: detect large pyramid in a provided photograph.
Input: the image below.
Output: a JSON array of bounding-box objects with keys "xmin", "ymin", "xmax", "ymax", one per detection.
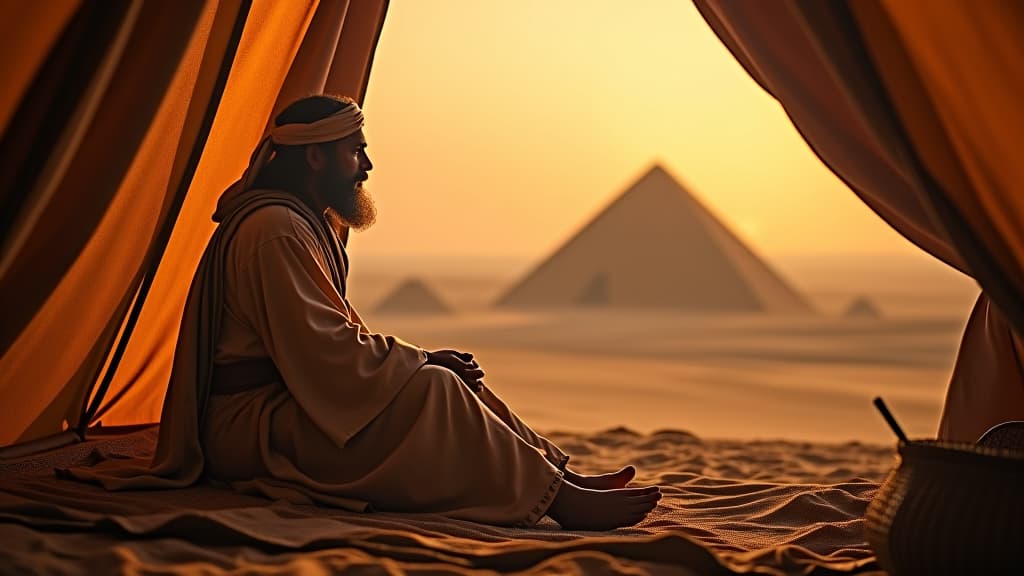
[
  {"xmin": 497, "ymin": 165, "xmax": 812, "ymax": 313},
  {"xmin": 374, "ymin": 278, "xmax": 452, "ymax": 315}
]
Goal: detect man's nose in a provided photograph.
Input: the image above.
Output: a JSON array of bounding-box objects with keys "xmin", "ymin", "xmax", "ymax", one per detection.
[{"xmin": 362, "ymin": 154, "xmax": 373, "ymax": 172}]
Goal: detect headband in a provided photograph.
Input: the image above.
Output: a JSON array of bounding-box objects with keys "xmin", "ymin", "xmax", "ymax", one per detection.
[{"xmin": 241, "ymin": 103, "xmax": 364, "ymax": 190}]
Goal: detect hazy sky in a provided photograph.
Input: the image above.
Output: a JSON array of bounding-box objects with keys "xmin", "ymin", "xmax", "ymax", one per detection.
[{"xmin": 355, "ymin": 1, "xmax": 921, "ymax": 263}]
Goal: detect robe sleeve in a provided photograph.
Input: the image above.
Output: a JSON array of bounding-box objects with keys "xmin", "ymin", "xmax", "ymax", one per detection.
[
  {"xmin": 346, "ymin": 301, "xmax": 373, "ymax": 335},
  {"xmin": 234, "ymin": 232, "xmax": 427, "ymax": 447}
]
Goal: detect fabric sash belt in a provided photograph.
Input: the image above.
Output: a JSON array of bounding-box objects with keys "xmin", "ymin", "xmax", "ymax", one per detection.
[{"xmin": 211, "ymin": 357, "xmax": 282, "ymax": 395}]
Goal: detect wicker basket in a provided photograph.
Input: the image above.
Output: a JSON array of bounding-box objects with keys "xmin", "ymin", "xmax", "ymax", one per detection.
[{"xmin": 865, "ymin": 439, "xmax": 1024, "ymax": 575}]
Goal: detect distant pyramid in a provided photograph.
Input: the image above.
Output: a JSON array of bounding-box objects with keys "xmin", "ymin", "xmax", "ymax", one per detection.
[
  {"xmin": 374, "ymin": 278, "xmax": 452, "ymax": 315},
  {"xmin": 843, "ymin": 296, "xmax": 882, "ymax": 319},
  {"xmin": 497, "ymin": 165, "xmax": 812, "ymax": 313}
]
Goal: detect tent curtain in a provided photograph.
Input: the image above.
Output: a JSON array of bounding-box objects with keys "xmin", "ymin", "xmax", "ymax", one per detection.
[
  {"xmin": 693, "ymin": 0, "xmax": 1024, "ymax": 441},
  {"xmin": 0, "ymin": 0, "xmax": 390, "ymax": 447},
  {"xmin": 0, "ymin": 1, "xmax": 82, "ymax": 138},
  {"xmin": 0, "ymin": 0, "xmax": 214, "ymax": 446}
]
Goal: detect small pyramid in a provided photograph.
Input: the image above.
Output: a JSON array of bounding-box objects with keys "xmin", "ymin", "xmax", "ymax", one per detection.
[
  {"xmin": 374, "ymin": 278, "xmax": 451, "ymax": 315},
  {"xmin": 496, "ymin": 164, "xmax": 812, "ymax": 313},
  {"xmin": 576, "ymin": 273, "xmax": 609, "ymax": 306},
  {"xmin": 843, "ymin": 296, "xmax": 882, "ymax": 319}
]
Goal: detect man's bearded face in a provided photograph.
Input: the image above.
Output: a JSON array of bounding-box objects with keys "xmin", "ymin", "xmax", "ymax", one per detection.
[{"xmin": 315, "ymin": 131, "xmax": 376, "ymax": 230}]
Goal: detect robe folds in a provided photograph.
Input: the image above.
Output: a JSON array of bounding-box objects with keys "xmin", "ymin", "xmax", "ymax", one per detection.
[{"xmin": 66, "ymin": 189, "xmax": 566, "ymax": 527}]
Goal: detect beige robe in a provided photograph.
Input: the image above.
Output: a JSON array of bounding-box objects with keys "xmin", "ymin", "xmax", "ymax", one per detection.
[
  {"xmin": 204, "ymin": 199, "xmax": 567, "ymax": 525},
  {"xmin": 67, "ymin": 190, "xmax": 566, "ymax": 528},
  {"xmin": 938, "ymin": 294, "xmax": 1024, "ymax": 443}
]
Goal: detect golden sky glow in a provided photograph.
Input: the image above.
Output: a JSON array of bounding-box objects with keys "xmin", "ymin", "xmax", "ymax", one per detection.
[{"xmin": 357, "ymin": 1, "xmax": 922, "ymax": 262}]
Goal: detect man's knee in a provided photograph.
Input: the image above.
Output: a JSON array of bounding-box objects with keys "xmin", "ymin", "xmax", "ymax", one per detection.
[{"xmin": 415, "ymin": 364, "xmax": 461, "ymax": 388}]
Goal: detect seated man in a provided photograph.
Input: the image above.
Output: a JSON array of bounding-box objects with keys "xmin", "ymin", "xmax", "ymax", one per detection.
[{"xmin": 75, "ymin": 95, "xmax": 661, "ymax": 530}]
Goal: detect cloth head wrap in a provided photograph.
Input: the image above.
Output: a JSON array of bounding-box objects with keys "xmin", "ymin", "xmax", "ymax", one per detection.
[{"xmin": 241, "ymin": 103, "xmax": 364, "ymax": 190}]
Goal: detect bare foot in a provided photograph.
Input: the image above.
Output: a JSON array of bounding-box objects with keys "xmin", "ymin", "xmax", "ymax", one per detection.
[
  {"xmin": 564, "ymin": 465, "xmax": 636, "ymax": 490},
  {"xmin": 547, "ymin": 480, "xmax": 661, "ymax": 531}
]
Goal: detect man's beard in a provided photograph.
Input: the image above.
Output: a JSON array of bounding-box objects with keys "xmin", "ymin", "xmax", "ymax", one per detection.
[
  {"xmin": 317, "ymin": 170, "xmax": 377, "ymax": 233},
  {"xmin": 323, "ymin": 180, "xmax": 376, "ymax": 231}
]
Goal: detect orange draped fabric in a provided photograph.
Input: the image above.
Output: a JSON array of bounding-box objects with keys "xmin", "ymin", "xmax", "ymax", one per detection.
[
  {"xmin": 0, "ymin": 0, "xmax": 215, "ymax": 446},
  {"xmin": 694, "ymin": 0, "xmax": 1024, "ymax": 440},
  {"xmin": 0, "ymin": 0, "xmax": 390, "ymax": 447},
  {"xmin": 855, "ymin": 0, "xmax": 1024, "ymax": 316},
  {"xmin": 0, "ymin": 0, "xmax": 81, "ymax": 137}
]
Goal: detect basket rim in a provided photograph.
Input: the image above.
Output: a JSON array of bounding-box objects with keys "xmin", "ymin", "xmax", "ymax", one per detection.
[{"xmin": 900, "ymin": 438, "xmax": 1024, "ymax": 463}]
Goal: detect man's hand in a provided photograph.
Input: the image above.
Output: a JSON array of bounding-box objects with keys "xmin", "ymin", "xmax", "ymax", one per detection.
[{"xmin": 425, "ymin": 349, "xmax": 485, "ymax": 392}]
